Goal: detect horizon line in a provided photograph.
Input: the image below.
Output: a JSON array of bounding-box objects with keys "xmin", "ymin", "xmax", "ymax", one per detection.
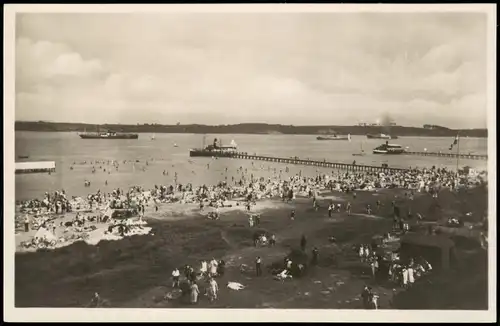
[{"xmin": 14, "ymin": 120, "xmax": 488, "ymax": 130}]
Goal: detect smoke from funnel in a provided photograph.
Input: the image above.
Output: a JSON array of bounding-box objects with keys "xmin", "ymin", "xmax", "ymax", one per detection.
[{"xmin": 380, "ymin": 113, "xmax": 394, "ymax": 134}]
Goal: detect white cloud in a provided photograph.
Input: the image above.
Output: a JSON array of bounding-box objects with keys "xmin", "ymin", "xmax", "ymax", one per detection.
[{"xmin": 14, "ymin": 13, "xmax": 488, "ymax": 128}]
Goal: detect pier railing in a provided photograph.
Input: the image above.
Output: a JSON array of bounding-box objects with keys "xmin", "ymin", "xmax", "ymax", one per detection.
[
  {"xmin": 220, "ymin": 152, "xmax": 409, "ymax": 173},
  {"xmin": 404, "ymin": 151, "xmax": 487, "ymax": 160}
]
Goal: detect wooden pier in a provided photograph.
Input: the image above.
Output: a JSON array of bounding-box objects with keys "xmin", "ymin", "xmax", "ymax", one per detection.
[
  {"xmin": 404, "ymin": 151, "xmax": 487, "ymax": 160},
  {"xmin": 223, "ymin": 153, "xmax": 409, "ymax": 173}
]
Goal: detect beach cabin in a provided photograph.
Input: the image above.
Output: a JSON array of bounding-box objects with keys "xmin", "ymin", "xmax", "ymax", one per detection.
[
  {"xmin": 15, "ymin": 161, "xmax": 56, "ymax": 174},
  {"xmin": 399, "ymin": 233, "xmax": 456, "ymax": 271}
]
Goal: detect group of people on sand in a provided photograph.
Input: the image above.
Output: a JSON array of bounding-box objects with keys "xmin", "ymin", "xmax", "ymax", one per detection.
[
  {"xmin": 168, "ymin": 258, "xmax": 226, "ymax": 304},
  {"xmin": 21, "ymin": 159, "xmax": 483, "ymax": 221},
  {"xmin": 355, "ymin": 235, "xmax": 434, "ymax": 308}
]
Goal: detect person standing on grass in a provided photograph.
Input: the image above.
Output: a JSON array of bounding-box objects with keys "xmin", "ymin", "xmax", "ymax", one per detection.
[
  {"xmin": 402, "ymin": 265, "xmax": 409, "ymax": 289},
  {"xmin": 328, "ymin": 204, "xmax": 333, "ymax": 217},
  {"xmin": 269, "ymin": 234, "xmax": 276, "ymax": 247},
  {"xmin": 208, "ymin": 277, "xmax": 219, "ymax": 302},
  {"xmin": 290, "ymin": 209, "xmax": 295, "ymax": 221},
  {"xmin": 172, "ymin": 268, "xmax": 180, "ymax": 288},
  {"xmin": 24, "ymin": 215, "xmax": 30, "ymax": 232},
  {"xmin": 346, "ymin": 202, "xmax": 352, "ymax": 216},
  {"xmin": 312, "ymin": 247, "xmax": 319, "ymax": 266},
  {"xmin": 359, "ymin": 245, "xmax": 365, "ymax": 262},
  {"xmin": 209, "ymin": 258, "xmax": 218, "ymax": 278},
  {"xmin": 393, "ymin": 216, "xmax": 399, "ymax": 231},
  {"xmin": 314, "ymin": 200, "xmax": 319, "ymax": 211},
  {"xmin": 370, "ymin": 257, "xmax": 379, "ymax": 280},
  {"xmin": 217, "ymin": 259, "xmax": 226, "ymax": 276},
  {"xmin": 300, "ymin": 234, "xmax": 307, "ymax": 251},
  {"xmin": 361, "ymin": 286, "xmax": 372, "ymax": 309},
  {"xmin": 286, "ymin": 258, "xmax": 293, "ymax": 273},
  {"xmin": 255, "ymin": 256, "xmax": 262, "ymax": 276},
  {"xmin": 407, "ymin": 264, "xmax": 415, "ymax": 287},
  {"xmin": 190, "ymin": 281, "xmax": 200, "ymax": 305}
]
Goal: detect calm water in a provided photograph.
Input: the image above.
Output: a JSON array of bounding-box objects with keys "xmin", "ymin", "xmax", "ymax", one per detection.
[{"xmin": 15, "ymin": 132, "xmax": 488, "ymax": 201}]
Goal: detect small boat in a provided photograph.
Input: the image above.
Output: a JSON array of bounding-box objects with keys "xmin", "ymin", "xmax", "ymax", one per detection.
[
  {"xmin": 174, "ymin": 143, "xmax": 178, "ymax": 148},
  {"xmin": 18, "ymin": 155, "xmax": 30, "ymax": 159},
  {"xmin": 366, "ymin": 133, "xmax": 398, "ymax": 140},
  {"xmin": 151, "ymin": 134, "xmax": 156, "ymax": 141},
  {"xmin": 373, "ymin": 142, "xmax": 405, "ymax": 154},
  {"xmin": 352, "ymin": 142, "xmax": 366, "ymax": 156}
]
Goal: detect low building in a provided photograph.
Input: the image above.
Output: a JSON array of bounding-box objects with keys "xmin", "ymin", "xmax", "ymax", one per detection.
[{"xmin": 15, "ymin": 161, "xmax": 56, "ymax": 174}]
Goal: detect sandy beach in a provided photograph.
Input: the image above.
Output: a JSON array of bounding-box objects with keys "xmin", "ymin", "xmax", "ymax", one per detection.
[{"xmin": 15, "ymin": 175, "xmax": 488, "ymax": 309}]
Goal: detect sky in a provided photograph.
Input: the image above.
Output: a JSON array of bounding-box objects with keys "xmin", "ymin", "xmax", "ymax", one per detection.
[{"xmin": 15, "ymin": 12, "xmax": 488, "ymax": 128}]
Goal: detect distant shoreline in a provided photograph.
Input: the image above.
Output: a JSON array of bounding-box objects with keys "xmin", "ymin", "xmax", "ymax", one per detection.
[{"xmin": 15, "ymin": 121, "xmax": 488, "ymax": 138}]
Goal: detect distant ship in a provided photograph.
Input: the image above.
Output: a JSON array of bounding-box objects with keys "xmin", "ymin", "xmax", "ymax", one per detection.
[
  {"xmin": 151, "ymin": 134, "xmax": 156, "ymax": 140},
  {"xmin": 366, "ymin": 133, "xmax": 398, "ymax": 140},
  {"xmin": 79, "ymin": 131, "xmax": 139, "ymax": 139},
  {"xmin": 317, "ymin": 134, "xmax": 351, "ymax": 141},
  {"xmin": 189, "ymin": 137, "xmax": 238, "ymax": 157},
  {"xmin": 373, "ymin": 142, "xmax": 405, "ymax": 154}
]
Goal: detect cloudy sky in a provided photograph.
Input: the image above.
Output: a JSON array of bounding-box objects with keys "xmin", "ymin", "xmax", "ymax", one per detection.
[{"xmin": 15, "ymin": 12, "xmax": 488, "ymax": 128}]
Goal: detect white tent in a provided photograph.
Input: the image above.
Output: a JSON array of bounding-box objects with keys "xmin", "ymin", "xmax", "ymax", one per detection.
[{"xmin": 34, "ymin": 227, "xmax": 57, "ymax": 242}]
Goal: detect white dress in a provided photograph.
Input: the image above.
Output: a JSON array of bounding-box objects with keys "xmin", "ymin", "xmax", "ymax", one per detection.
[
  {"xmin": 402, "ymin": 268, "xmax": 409, "ymax": 285},
  {"xmin": 210, "ymin": 260, "xmax": 218, "ymax": 275},
  {"xmin": 200, "ymin": 261, "xmax": 208, "ymax": 273},
  {"xmin": 408, "ymin": 267, "xmax": 415, "ymax": 283}
]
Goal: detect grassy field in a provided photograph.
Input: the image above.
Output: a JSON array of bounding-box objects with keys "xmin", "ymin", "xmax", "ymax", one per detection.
[{"xmin": 15, "ymin": 185, "xmax": 489, "ymax": 309}]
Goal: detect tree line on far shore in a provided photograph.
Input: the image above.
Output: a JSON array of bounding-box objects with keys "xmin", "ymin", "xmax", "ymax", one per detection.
[{"xmin": 15, "ymin": 121, "xmax": 488, "ymax": 138}]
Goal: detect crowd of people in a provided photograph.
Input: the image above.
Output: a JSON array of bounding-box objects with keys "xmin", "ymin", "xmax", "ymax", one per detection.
[
  {"xmin": 165, "ymin": 258, "xmax": 227, "ymax": 304},
  {"xmin": 16, "ymin": 158, "xmax": 487, "ymax": 308}
]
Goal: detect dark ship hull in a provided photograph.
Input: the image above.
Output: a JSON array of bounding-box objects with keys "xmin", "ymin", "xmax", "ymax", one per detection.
[
  {"xmin": 79, "ymin": 134, "xmax": 139, "ymax": 139},
  {"xmin": 189, "ymin": 149, "xmax": 236, "ymax": 158},
  {"xmin": 316, "ymin": 136, "xmax": 349, "ymax": 140}
]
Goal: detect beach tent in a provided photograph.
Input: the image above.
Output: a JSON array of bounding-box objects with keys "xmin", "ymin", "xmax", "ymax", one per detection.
[
  {"xmin": 399, "ymin": 233, "xmax": 456, "ymax": 271},
  {"xmin": 34, "ymin": 227, "xmax": 57, "ymax": 242}
]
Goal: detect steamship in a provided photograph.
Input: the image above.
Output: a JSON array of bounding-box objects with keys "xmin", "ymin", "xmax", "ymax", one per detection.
[
  {"xmin": 317, "ymin": 134, "xmax": 351, "ymax": 141},
  {"xmin": 372, "ymin": 142, "xmax": 405, "ymax": 154},
  {"xmin": 79, "ymin": 131, "xmax": 139, "ymax": 139},
  {"xmin": 189, "ymin": 137, "xmax": 239, "ymax": 157}
]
